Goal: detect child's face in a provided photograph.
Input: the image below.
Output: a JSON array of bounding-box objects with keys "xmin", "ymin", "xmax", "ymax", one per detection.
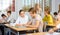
[
  {"xmin": 7, "ymin": 13, "xmax": 11, "ymax": 16},
  {"xmin": 2, "ymin": 16, "xmax": 7, "ymax": 19},
  {"xmin": 58, "ymin": 13, "xmax": 60, "ymax": 16},
  {"xmin": 35, "ymin": 5, "xmax": 40, "ymax": 10},
  {"xmin": 19, "ymin": 11, "xmax": 25, "ymax": 17},
  {"xmin": 44, "ymin": 12, "xmax": 48, "ymax": 16},
  {"xmin": 29, "ymin": 12, "xmax": 36, "ymax": 18}
]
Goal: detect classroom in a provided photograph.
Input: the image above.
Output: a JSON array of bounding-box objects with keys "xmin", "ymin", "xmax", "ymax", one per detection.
[{"xmin": 0, "ymin": 0, "xmax": 60, "ymax": 35}]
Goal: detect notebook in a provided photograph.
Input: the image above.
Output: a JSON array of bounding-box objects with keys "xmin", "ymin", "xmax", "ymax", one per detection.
[{"xmin": 46, "ymin": 32, "xmax": 60, "ymax": 35}]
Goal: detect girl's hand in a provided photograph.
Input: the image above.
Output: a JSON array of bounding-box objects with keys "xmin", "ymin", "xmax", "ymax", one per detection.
[{"xmin": 48, "ymin": 29, "xmax": 54, "ymax": 34}]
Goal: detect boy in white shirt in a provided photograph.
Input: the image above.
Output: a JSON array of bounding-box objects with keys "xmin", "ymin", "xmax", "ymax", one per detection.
[
  {"xmin": 7, "ymin": 11, "xmax": 15, "ymax": 23},
  {"xmin": 15, "ymin": 10, "xmax": 29, "ymax": 26}
]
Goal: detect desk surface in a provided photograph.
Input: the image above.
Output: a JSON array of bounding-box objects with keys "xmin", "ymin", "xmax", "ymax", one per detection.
[
  {"xmin": 27, "ymin": 32, "xmax": 60, "ymax": 35},
  {"xmin": 4, "ymin": 24, "xmax": 37, "ymax": 31},
  {"xmin": 27, "ymin": 32, "xmax": 47, "ymax": 35}
]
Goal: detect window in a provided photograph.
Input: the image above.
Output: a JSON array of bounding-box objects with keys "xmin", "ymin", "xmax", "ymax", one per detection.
[
  {"xmin": 0, "ymin": 0, "xmax": 2, "ymax": 11},
  {"xmin": 23, "ymin": 0, "xmax": 43, "ymax": 7},
  {"xmin": 44, "ymin": 0, "xmax": 51, "ymax": 7},
  {"xmin": 0, "ymin": 0, "xmax": 12, "ymax": 11},
  {"xmin": 44, "ymin": 0, "xmax": 51, "ymax": 11},
  {"xmin": 22, "ymin": 0, "xmax": 43, "ymax": 11}
]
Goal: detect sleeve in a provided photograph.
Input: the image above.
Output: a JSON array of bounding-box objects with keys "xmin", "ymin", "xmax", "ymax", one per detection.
[
  {"xmin": 25, "ymin": 15, "xmax": 29, "ymax": 24},
  {"xmin": 36, "ymin": 16, "xmax": 43, "ymax": 24},
  {"xmin": 36, "ymin": 16, "xmax": 42, "ymax": 21},
  {"xmin": 15, "ymin": 17, "xmax": 20, "ymax": 24},
  {"xmin": 43, "ymin": 16, "xmax": 46, "ymax": 22},
  {"xmin": 7, "ymin": 17, "xmax": 11, "ymax": 22},
  {"xmin": 48, "ymin": 15, "xmax": 53, "ymax": 23},
  {"xmin": 56, "ymin": 24, "xmax": 60, "ymax": 29}
]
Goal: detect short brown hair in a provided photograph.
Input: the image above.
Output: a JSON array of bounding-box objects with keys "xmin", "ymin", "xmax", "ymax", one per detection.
[
  {"xmin": 35, "ymin": 3, "xmax": 40, "ymax": 8},
  {"xmin": 44, "ymin": 6, "xmax": 50, "ymax": 14},
  {"xmin": 44, "ymin": 6, "xmax": 50, "ymax": 12},
  {"xmin": 58, "ymin": 10, "xmax": 60, "ymax": 13},
  {"xmin": 1, "ymin": 14, "xmax": 6, "ymax": 17},
  {"xmin": 28, "ymin": 8, "xmax": 34, "ymax": 12},
  {"xmin": 7, "ymin": 11, "xmax": 11, "ymax": 14},
  {"xmin": 19, "ymin": 10, "xmax": 24, "ymax": 14},
  {"xmin": 31, "ymin": 10, "xmax": 37, "ymax": 14},
  {"xmin": 46, "ymin": 11, "xmax": 50, "ymax": 14}
]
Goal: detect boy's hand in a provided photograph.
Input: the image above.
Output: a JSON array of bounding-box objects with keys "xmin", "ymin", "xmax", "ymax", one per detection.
[
  {"xmin": 16, "ymin": 24, "xmax": 21, "ymax": 26},
  {"xmin": 24, "ymin": 24, "xmax": 29, "ymax": 27}
]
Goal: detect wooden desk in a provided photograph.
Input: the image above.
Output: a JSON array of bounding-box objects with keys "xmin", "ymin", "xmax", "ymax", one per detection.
[
  {"xmin": 27, "ymin": 32, "xmax": 60, "ymax": 35},
  {"xmin": 4, "ymin": 24, "xmax": 37, "ymax": 35},
  {"xmin": 4, "ymin": 24, "xmax": 37, "ymax": 31},
  {"xmin": 47, "ymin": 24, "xmax": 56, "ymax": 27},
  {"xmin": 27, "ymin": 32, "xmax": 47, "ymax": 35},
  {"xmin": 0, "ymin": 22, "xmax": 8, "ymax": 24}
]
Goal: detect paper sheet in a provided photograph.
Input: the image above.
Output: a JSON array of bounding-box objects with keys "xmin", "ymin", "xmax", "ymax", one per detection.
[{"xmin": 46, "ymin": 32, "xmax": 60, "ymax": 35}]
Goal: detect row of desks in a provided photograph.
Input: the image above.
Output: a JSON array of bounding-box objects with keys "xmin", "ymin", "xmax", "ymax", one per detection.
[
  {"xmin": 4, "ymin": 24, "xmax": 37, "ymax": 35},
  {"xmin": 4, "ymin": 24, "xmax": 37, "ymax": 31},
  {"xmin": 4, "ymin": 23, "xmax": 58, "ymax": 35},
  {"xmin": 0, "ymin": 21, "xmax": 59, "ymax": 35}
]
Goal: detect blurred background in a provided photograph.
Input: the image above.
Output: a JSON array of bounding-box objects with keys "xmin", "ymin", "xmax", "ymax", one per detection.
[{"xmin": 0, "ymin": 0, "xmax": 60, "ymax": 20}]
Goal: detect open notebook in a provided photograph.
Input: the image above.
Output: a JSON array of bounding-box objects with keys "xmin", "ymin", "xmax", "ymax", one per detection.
[{"xmin": 27, "ymin": 32, "xmax": 60, "ymax": 35}]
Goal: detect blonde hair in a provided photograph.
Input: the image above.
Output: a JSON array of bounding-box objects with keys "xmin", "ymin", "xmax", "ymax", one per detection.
[{"xmin": 35, "ymin": 3, "xmax": 40, "ymax": 8}]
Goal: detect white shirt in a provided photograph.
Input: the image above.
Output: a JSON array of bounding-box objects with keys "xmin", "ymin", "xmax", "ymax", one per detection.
[
  {"xmin": 31, "ymin": 14, "xmax": 42, "ymax": 25},
  {"xmin": 56, "ymin": 24, "xmax": 60, "ymax": 29},
  {"xmin": 0, "ymin": 17, "xmax": 7, "ymax": 23},
  {"xmin": 7, "ymin": 14, "xmax": 15, "ymax": 23},
  {"xmin": 15, "ymin": 15, "xmax": 29, "ymax": 24},
  {"xmin": 25, "ymin": 12, "xmax": 32, "ymax": 21}
]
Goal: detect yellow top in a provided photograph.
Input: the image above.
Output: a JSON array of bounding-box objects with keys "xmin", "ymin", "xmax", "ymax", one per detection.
[{"xmin": 43, "ymin": 14, "xmax": 54, "ymax": 26}]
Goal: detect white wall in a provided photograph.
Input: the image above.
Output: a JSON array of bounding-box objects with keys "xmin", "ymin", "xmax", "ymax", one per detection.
[
  {"xmin": 51, "ymin": 0, "xmax": 60, "ymax": 13},
  {"xmin": 15, "ymin": 0, "xmax": 24, "ymax": 19},
  {"xmin": 0, "ymin": 0, "xmax": 60, "ymax": 19},
  {"xmin": 0, "ymin": 0, "xmax": 24, "ymax": 19},
  {"xmin": 55, "ymin": 0, "xmax": 60, "ymax": 12}
]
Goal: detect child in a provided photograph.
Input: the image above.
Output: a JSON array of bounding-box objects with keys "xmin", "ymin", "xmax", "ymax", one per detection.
[
  {"xmin": 53, "ymin": 12, "xmax": 58, "ymax": 24},
  {"xmin": 25, "ymin": 8, "xmax": 34, "ymax": 21},
  {"xmin": 49, "ymin": 17, "xmax": 60, "ymax": 33},
  {"xmin": 34, "ymin": 3, "xmax": 42, "ymax": 15},
  {"xmin": 53, "ymin": 12, "xmax": 58, "ymax": 20},
  {"xmin": 43, "ymin": 10, "xmax": 54, "ymax": 31},
  {"xmin": 15, "ymin": 10, "xmax": 29, "ymax": 26},
  {"xmin": 25, "ymin": 9, "xmax": 43, "ymax": 32},
  {"xmin": 0, "ymin": 14, "xmax": 7, "ymax": 23},
  {"xmin": 7, "ymin": 11, "xmax": 15, "ymax": 23}
]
